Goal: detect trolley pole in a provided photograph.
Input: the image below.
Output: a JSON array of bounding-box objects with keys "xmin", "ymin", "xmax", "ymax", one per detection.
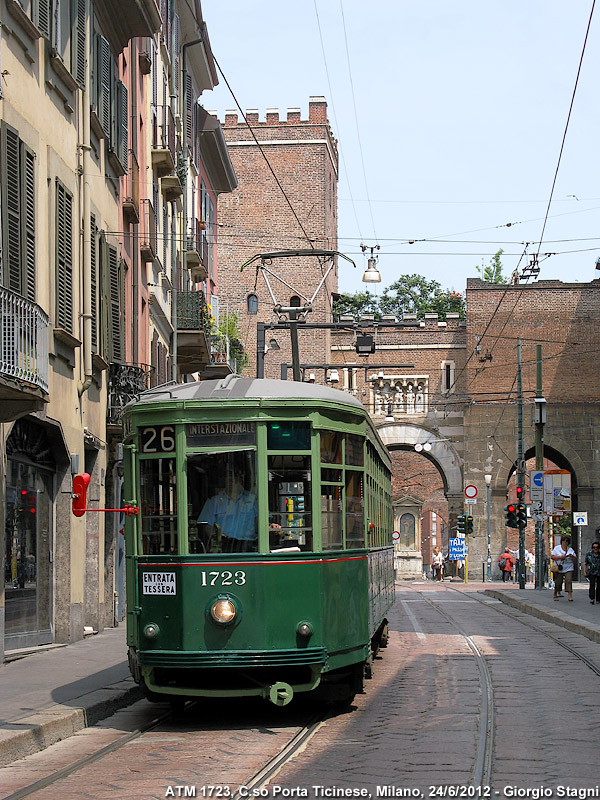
[{"xmin": 517, "ymin": 339, "xmax": 526, "ymax": 589}]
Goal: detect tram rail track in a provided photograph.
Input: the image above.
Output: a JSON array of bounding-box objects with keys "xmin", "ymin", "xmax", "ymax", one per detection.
[
  {"xmin": 406, "ymin": 586, "xmax": 494, "ymax": 789},
  {"xmin": 1, "ymin": 701, "xmax": 328, "ymax": 800}
]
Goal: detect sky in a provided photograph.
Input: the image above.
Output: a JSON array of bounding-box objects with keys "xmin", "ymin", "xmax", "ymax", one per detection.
[{"xmin": 201, "ymin": 1, "xmax": 600, "ymax": 298}]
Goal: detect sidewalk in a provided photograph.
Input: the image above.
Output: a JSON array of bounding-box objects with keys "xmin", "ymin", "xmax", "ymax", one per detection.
[
  {"xmin": 479, "ymin": 580, "xmax": 600, "ymax": 643},
  {"xmin": 0, "ymin": 625, "xmax": 140, "ymax": 767}
]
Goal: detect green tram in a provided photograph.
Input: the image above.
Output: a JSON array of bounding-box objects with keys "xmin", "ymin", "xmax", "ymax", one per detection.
[{"xmin": 122, "ymin": 375, "xmax": 394, "ymax": 706}]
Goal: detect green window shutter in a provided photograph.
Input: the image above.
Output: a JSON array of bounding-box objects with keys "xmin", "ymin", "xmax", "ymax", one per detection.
[
  {"xmin": 172, "ymin": 13, "xmax": 180, "ymax": 97},
  {"xmin": 72, "ymin": 0, "xmax": 86, "ymax": 88},
  {"xmin": 2, "ymin": 125, "xmax": 22, "ymax": 295},
  {"xmin": 98, "ymin": 35, "xmax": 111, "ymax": 139},
  {"xmin": 90, "ymin": 215, "xmax": 98, "ymax": 351},
  {"xmin": 108, "ymin": 245, "xmax": 122, "ymax": 363},
  {"xmin": 55, "ymin": 181, "xmax": 73, "ymax": 332},
  {"xmin": 23, "ymin": 147, "xmax": 36, "ymax": 301},
  {"xmin": 34, "ymin": 0, "xmax": 52, "ymax": 39}
]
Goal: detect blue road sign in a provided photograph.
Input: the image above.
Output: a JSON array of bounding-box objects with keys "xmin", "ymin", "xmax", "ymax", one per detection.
[{"xmin": 449, "ymin": 538, "xmax": 467, "ymax": 560}]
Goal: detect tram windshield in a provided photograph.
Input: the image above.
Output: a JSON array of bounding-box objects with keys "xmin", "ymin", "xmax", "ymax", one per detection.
[{"xmin": 188, "ymin": 450, "xmax": 257, "ymax": 554}]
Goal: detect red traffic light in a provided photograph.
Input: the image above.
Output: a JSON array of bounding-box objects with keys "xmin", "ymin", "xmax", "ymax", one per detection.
[
  {"xmin": 516, "ymin": 486, "xmax": 524, "ymax": 497},
  {"xmin": 507, "ymin": 504, "xmax": 516, "ymax": 513}
]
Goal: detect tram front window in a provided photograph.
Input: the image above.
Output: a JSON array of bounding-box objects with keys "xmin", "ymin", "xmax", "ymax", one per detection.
[
  {"xmin": 268, "ymin": 455, "xmax": 312, "ymax": 552},
  {"xmin": 188, "ymin": 451, "xmax": 257, "ymax": 553}
]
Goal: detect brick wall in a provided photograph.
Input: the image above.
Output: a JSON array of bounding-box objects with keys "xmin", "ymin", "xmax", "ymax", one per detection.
[{"xmin": 215, "ymin": 98, "xmax": 339, "ymax": 377}]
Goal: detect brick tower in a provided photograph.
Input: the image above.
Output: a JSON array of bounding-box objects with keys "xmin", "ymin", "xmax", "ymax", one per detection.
[{"xmin": 214, "ymin": 97, "xmax": 339, "ymax": 378}]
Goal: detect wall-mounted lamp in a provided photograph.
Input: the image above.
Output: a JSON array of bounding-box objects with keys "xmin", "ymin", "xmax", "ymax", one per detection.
[{"xmin": 328, "ymin": 369, "xmax": 340, "ymax": 383}]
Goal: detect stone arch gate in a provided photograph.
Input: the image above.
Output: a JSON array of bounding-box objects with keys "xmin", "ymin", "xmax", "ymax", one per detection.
[{"xmin": 375, "ymin": 421, "xmax": 465, "ymax": 537}]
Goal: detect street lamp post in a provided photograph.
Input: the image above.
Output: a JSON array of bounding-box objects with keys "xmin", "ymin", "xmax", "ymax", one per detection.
[{"xmin": 485, "ymin": 474, "xmax": 492, "ymax": 581}]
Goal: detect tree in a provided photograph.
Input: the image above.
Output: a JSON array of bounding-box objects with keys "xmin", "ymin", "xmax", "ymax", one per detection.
[
  {"xmin": 212, "ymin": 311, "xmax": 248, "ymax": 372},
  {"xmin": 476, "ymin": 249, "xmax": 505, "ymax": 283},
  {"xmin": 380, "ymin": 274, "xmax": 465, "ymax": 320},
  {"xmin": 332, "ymin": 290, "xmax": 381, "ymax": 320},
  {"xmin": 333, "ymin": 276, "xmax": 465, "ymax": 320}
]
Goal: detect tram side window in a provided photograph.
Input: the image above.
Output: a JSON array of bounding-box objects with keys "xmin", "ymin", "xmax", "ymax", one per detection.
[
  {"xmin": 140, "ymin": 459, "xmax": 177, "ymax": 555},
  {"xmin": 346, "ymin": 471, "xmax": 365, "ymax": 549},
  {"xmin": 268, "ymin": 455, "xmax": 312, "ymax": 552},
  {"xmin": 188, "ymin": 450, "xmax": 257, "ymax": 554},
  {"xmin": 321, "ymin": 484, "xmax": 343, "ymax": 550},
  {"xmin": 320, "ymin": 430, "xmax": 342, "ymax": 464}
]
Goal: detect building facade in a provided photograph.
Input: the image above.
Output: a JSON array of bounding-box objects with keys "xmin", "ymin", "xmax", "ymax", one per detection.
[
  {"xmin": 214, "ymin": 97, "xmax": 339, "ymax": 378},
  {"xmin": 0, "ymin": 0, "xmax": 235, "ymax": 659}
]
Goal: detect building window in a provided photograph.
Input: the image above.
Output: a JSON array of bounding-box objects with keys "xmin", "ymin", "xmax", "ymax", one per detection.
[
  {"xmin": 247, "ymin": 293, "xmax": 258, "ymax": 314},
  {"xmin": 0, "ymin": 124, "xmax": 36, "ymax": 301},
  {"xmin": 441, "ymin": 360, "xmax": 455, "ymax": 394}
]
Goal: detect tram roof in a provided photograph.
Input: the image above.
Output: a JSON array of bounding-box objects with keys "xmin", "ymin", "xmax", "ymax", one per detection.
[{"xmin": 133, "ymin": 375, "xmax": 365, "ymax": 409}]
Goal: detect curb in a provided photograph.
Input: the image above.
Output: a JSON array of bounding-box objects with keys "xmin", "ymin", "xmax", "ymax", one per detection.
[
  {"xmin": 483, "ymin": 589, "xmax": 600, "ymax": 645},
  {"xmin": 0, "ymin": 678, "xmax": 142, "ymax": 767}
]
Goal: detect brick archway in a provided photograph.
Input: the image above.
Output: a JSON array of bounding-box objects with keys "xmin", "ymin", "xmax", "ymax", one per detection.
[{"xmin": 376, "ymin": 422, "xmax": 463, "ymax": 496}]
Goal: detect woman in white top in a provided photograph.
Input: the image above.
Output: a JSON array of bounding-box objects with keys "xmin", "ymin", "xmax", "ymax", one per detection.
[{"xmin": 551, "ymin": 535, "xmax": 577, "ymax": 601}]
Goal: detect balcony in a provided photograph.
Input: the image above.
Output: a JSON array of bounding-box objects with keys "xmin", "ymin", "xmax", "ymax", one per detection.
[
  {"xmin": 186, "ymin": 218, "xmax": 208, "ymax": 282},
  {"xmin": 107, "ymin": 362, "xmax": 154, "ymax": 426},
  {"xmin": 140, "ymin": 199, "xmax": 157, "ymax": 262},
  {"xmin": 176, "ymin": 291, "xmax": 211, "ymax": 374},
  {"xmin": 123, "ymin": 150, "xmax": 140, "ymax": 224},
  {"xmin": 0, "ymin": 287, "xmax": 49, "ymax": 421},
  {"xmin": 151, "ymin": 105, "xmax": 176, "ymax": 177},
  {"xmin": 94, "ymin": 0, "xmax": 160, "ymax": 54}
]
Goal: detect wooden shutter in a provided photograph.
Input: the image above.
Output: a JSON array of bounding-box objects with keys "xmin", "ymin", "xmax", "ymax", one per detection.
[
  {"xmin": 173, "ymin": 14, "xmax": 180, "ymax": 96},
  {"xmin": 108, "ymin": 246, "xmax": 122, "ymax": 363},
  {"xmin": 184, "ymin": 72, "xmax": 192, "ymax": 151},
  {"xmin": 34, "ymin": 0, "xmax": 52, "ymax": 39},
  {"xmin": 2, "ymin": 126, "xmax": 22, "ymax": 294},
  {"xmin": 55, "ymin": 181, "xmax": 73, "ymax": 332},
  {"xmin": 72, "ymin": 0, "xmax": 87, "ymax": 88},
  {"xmin": 90, "ymin": 215, "xmax": 97, "ymax": 351},
  {"xmin": 98, "ymin": 35, "xmax": 112, "ymax": 139},
  {"xmin": 117, "ymin": 80, "xmax": 128, "ymax": 172},
  {"xmin": 23, "ymin": 147, "xmax": 36, "ymax": 301}
]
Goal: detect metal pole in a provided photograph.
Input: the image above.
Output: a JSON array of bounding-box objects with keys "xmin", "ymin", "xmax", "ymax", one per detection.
[
  {"xmin": 535, "ymin": 345, "xmax": 545, "ymax": 589},
  {"xmin": 517, "ymin": 338, "xmax": 526, "ymax": 588},
  {"xmin": 256, "ymin": 322, "xmax": 266, "ymax": 378},
  {"xmin": 486, "ymin": 481, "xmax": 492, "ymax": 581}
]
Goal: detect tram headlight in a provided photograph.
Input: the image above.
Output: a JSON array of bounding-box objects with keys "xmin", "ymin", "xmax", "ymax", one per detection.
[
  {"xmin": 210, "ymin": 597, "xmax": 237, "ymax": 625},
  {"xmin": 143, "ymin": 623, "xmax": 160, "ymax": 639}
]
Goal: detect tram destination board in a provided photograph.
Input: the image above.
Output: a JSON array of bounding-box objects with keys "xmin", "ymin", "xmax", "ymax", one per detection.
[{"xmin": 186, "ymin": 421, "xmax": 257, "ymax": 447}]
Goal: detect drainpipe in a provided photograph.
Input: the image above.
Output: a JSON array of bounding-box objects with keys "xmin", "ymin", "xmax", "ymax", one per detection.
[{"xmin": 78, "ymin": 4, "xmax": 93, "ymax": 396}]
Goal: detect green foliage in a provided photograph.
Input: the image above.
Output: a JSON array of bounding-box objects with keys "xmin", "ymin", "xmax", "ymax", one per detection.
[
  {"xmin": 476, "ymin": 249, "xmax": 505, "ymax": 283},
  {"xmin": 333, "ymin": 275, "xmax": 465, "ymax": 320},
  {"xmin": 333, "ymin": 291, "xmax": 381, "ymax": 320},
  {"xmin": 212, "ymin": 311, "xmax": 248, "ymax": 372}
]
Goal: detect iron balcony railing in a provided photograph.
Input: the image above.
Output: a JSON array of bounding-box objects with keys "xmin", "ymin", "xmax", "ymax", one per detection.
[
  {"xmin": 107, "ymin": 362, "xmax": 154, "ymax": 425},
  {"xmin": 0, "ymin": 287, "xmax": 49, "ymax": 393},
  {"xmin": 123, "ymin": 150, "xmax": 140, "ymax": 222},
  {"xmin": 177, "ymin": 290, "xmax": 210, "ymax": 333},
  {"xmin": 187, "ymin": 217, "xmax": 203, "ymax": 255}
]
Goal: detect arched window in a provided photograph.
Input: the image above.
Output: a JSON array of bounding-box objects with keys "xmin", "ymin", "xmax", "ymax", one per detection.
[{"xmin": 247, "ymin": 293, "xmax": 258, "ymax": 314}]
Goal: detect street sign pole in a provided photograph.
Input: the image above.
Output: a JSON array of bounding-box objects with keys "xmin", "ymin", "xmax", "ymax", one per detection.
[{"xmin": 517, "ymin": 339, "xmax": 526, "ymax": 589}]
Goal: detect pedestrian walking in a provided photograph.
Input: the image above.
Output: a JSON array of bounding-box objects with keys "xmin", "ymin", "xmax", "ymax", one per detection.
[
  {"xmin": 432, "ymin": 546, "xmax": 444, "ymax": 582},
  {"xmin": 584, "ymin": 541, "xmax": 600, "ymax": 604},
  {"xmin": 498, "ymin": 548, "xmax": 514, "ymax": 582},
  {"xmin": 551, "ymin": 535, "xmax": 577, "ymax": 601}
]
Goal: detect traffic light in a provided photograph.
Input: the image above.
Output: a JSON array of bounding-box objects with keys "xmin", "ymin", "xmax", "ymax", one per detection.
[
  {"xmin": 505, "ymin": 504, "xmax": 518, "ymax": 528},
  {"xmin": 517, "ymin": 503, "xmax": 527, "ymax": 527},
  {"xmin": 516, "ymin": 485, "xmax": 524, "ymax": 503},
  {"xmin": 466, "ymin": 515, "xmax": 474, "ymax": 535},
  {"xmin": 457, "ymin": 514, "xmax": 466, "ymax": 535}
]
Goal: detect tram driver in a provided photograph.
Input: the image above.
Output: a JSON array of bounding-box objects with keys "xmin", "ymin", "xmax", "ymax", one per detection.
[{"xmin": 197, "ymin": 469, "xmax": 258, "ymax": 553}]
